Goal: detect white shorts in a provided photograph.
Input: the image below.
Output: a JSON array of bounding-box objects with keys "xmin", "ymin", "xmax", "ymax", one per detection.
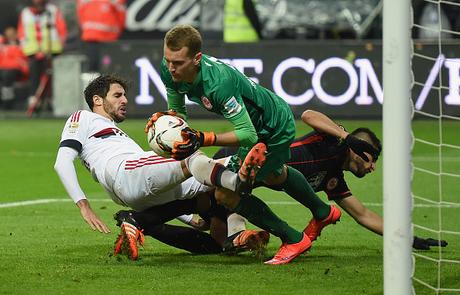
[{"xmin": 107, "ymin": 152, "xmax": 212, "ymax": 211}]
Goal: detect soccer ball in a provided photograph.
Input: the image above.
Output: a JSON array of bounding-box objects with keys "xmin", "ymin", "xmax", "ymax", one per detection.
[{"xmin": 147, "ymin": 114, "xmax": 188, "ymax": 158}]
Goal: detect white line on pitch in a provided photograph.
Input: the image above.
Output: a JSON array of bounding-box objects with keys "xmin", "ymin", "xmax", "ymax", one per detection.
[{"xmin": 1, "ymin": 198, "xmax": 459, "ymax": 209}]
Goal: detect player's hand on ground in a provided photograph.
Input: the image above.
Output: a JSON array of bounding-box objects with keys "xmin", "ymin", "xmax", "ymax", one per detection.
[
  {"xmin": 413, "ymin": 236, "xmax": 448, "ymax": 250},
  {"xmin": 77, "ymin": 200, "xmax": 111, "ymax": 234},
  {"xmin": 144, "ymin": 110, "xmax": 178, "ymax": 133},
  {"xmin": 344, "ymin": 134, "xmax": 379, "ymax": 162}
]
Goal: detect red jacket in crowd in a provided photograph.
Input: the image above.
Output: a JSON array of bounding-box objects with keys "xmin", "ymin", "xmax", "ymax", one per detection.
[
  {"xmin": 0, "ymin": 38, "xmax": 29, "ymax": 78},
  {"xmin": 77, "ymin": 0, "xmax": 127, "ymax": 42}
]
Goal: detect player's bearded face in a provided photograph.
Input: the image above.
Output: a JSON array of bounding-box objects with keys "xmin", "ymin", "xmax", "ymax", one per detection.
[
  {"xmin": 350, "ymin": 151, "xmax": 376, "ymax": 178},
  {"xmin": 164, "ymin": 45, "xmax": 200, "ymax": 83},
  {"xmin": 103, "ymin": 83, "xmax": 127, "ymax": 123}
]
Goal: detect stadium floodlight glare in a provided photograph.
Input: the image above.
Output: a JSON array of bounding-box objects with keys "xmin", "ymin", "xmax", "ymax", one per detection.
[{"xmin": 383, "ymin": 0, "xmax": 412, "ymax": 294}]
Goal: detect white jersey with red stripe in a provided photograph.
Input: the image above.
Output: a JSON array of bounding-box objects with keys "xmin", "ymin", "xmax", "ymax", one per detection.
[
  {"xmin": 59, "ymin": 110, "xmax": 143, "ymax": 186},
  {"xmin": 59, "ymin": 110, "xmax": 210, "ymax": 210}
]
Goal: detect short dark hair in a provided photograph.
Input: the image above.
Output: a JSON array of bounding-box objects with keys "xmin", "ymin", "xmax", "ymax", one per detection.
[
  {"xmin": 351, "ymin": 127, "xmax": 382, "ymax": 159},
  {"xmin": 84, "ymin": 75, "xmax": 128, "ymax": 110},
  {"xmin": 164, "ymin": 25, "xmax": 202, "ymax": 57}
]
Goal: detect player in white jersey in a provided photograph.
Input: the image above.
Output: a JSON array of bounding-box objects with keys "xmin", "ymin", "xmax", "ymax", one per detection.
[{"xmin": 54, "ymin": 75, "xmax": 268, "ymax": 260}]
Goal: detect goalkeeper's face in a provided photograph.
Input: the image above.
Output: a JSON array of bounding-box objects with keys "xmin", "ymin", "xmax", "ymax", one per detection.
[
  {"xmin": 164, "ymin": 45, "xmax": 201, "ymax": 83},
  {"xmin": 349, "ymin": 151, "xmax": 376, "ymax": 178}
]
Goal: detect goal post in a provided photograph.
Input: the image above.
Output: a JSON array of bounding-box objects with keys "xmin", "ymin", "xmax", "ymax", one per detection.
[{"xmin": 383, "ymin": 0, "xmax": 413, "ymax": 293}]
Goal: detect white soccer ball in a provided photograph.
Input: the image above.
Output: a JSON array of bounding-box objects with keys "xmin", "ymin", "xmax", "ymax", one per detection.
[{"xmin": 147, "ymin": 114, "xmax": 188, "ymax": 158}]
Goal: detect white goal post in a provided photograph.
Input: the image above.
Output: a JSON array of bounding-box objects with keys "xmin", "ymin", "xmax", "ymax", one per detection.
[{"xmin": 383, "ymin": 0, "xmax": 413, "ymax": 294}]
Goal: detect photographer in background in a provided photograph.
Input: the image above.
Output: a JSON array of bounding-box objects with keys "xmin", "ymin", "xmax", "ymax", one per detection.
[{"xmin": 17, "ymin": 0, "xmax": 67, "ymax": 108}]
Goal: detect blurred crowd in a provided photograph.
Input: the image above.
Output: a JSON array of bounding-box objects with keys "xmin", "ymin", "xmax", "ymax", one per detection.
[
  {"xmin": 0, "ymin": 0, "xmax": 126, "ymax": 111},
  {"xmin": 0, "ymin": 0, "xmax": 459, "ymax": 111}
]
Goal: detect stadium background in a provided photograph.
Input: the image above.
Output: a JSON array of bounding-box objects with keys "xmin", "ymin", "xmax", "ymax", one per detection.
[
  {"xmin": 1, "ymin": 1, "xmax": 459, "ymax": 294},
  {"xmin": 1, "ymin": 0, "xmax": 459, "ymax": 119}
]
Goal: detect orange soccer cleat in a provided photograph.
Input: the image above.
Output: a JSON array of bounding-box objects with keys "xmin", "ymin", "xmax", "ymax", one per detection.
[
  {"xmin": 223, "ymin": 229, "xmax": 270, "ymax": 255},
  {"xmin": 304, "ymin": 205, "xmax": 341, "ymax": 242},
  {"xmin": 264, "ymin": 233, "xmax": 312, "ymax": 265},
  {"xmin": 113, "ymin": 221, "xmax": 145, "ymax": 261},
  {"xmin": 236, "ymin": 142, "xmax": 267, "ymax": 196}
]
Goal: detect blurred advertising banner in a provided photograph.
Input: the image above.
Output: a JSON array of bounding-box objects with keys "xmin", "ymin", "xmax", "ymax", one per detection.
[
  {"xmin": 123, "ymin": 0, "xmax": 222, "ymax": 39},
  {"xmin": 99, "ymin": 40, "xmax": 460, "ymax": 119}
]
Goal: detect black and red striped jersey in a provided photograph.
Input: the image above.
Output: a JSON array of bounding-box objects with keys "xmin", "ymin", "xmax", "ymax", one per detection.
[
  {"xmin": 287, "ymin": 131, "xmax": 351, "ymax": 200},
  {"xmin": 214, "ymin": 131, "xmax": 352, "ymax": 200}
]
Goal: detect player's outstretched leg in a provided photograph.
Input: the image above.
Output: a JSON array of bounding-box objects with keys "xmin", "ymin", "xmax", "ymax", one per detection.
[
  {"xmin": 264, "ymin": 233, "xmax": 312, "ymax": 265},
  {"xmin": 236, "ymin": 143, "xmax": 267, "ymax": 196},
  {"xmin": 222, "ymin": 229, "xmax": 270, "ymax": 255},
  {"xmin": 304, "ymin": 204, "xmax": 341, "ymax": 242},
  {"xmin": 113, "ymin": 210, "xmax": 145, "ymax": 260}
]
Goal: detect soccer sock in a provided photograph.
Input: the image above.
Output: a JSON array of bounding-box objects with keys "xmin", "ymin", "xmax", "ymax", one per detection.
[
  {"xmin": 281, "ymin": 166, "xmax": 331, "ymax": 220},
  {"xmin": 144, "ymin": 224, "xmax": 222, "ymax": 254},
  {"xmin": 132, "ymin": 198, "xmax": 197, "ymax": 228},
  {"xmin": 233, "ymin": 194, "xmax": 302, "ymax": 244},
  {"xmin": 227, "ymin": 213, "xmax": 247, "ymax": 236},
  {"xmin": 186, "ymin": 151, "xmax": 238, "ymax": 191}
]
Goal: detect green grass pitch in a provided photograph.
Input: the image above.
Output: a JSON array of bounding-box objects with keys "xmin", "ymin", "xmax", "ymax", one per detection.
[{"xmin": 0, "ymin": 118, "xmax": 458, "ymax": 295}]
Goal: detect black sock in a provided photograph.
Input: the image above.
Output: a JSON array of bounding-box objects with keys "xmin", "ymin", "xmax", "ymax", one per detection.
[
  {"xmin": 132, "ymin": 198, "xmax": 198, "ymax": 228},
  {"xmin": 145, "ymin": 224, "xmax": 222, "ymax": 254}
]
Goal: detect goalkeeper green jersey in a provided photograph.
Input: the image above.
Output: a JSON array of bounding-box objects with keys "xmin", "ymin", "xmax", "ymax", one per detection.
[{"xmin": 160, "ymin": 54, "xmax": 296, "ymax": 179}]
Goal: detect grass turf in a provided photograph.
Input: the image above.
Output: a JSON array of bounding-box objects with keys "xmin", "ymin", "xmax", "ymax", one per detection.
[{"xmin": 0, "ymin": 118, "xmax": 458, "ymax": 294}]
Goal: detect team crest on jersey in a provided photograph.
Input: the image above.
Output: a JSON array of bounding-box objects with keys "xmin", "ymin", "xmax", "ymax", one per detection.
[
  {"xmin": 306, "ymin": 171, "xmax": 326, "ymax": 190},
  {"xmin": 223, "ymin": 96, "xmax": 242, "ymax": 117},
  {"xmin": 327, "ymin": 177, "xmax": 339, "ymax": 190},
  {"xmin": 201, "ymin": 96, "xmax": 212, "ymax": 110}
]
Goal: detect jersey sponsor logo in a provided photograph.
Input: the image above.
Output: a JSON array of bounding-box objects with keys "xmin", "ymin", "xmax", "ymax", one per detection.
[
  {"xmin": 223, "ymin": 96, "xmax": 242, "ymax": 117},
  {"xmin": 306, "ymin": 171, "xmax": 327, "ymax": 190},
  {"xmin": 90, "ymin": 128, "xmax": 128, "ymax": 139},
  {"xmin": 327, "ymin": 177, "xmax": 339, "ymax": 191},
  {"xmin": 201, "ymin": 96, "xmax": 213, "ymax": 110}
]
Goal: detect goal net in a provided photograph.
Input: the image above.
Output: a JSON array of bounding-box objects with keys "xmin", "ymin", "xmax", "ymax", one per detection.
[{"xmin": 411, "ymin": 0, "xmax": 460, "ymax": 293}]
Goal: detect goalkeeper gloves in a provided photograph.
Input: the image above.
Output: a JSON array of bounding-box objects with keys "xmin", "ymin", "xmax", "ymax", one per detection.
[
  {"xmin": 171, "ymin": 127, "xmax": 216, "ymax": 160},
  {"xmin": 144, "ymin": 110, "xmax": 178, "ymax": 133},
  {"xmin": 413, "ymin": 236, "xmax": 448, "ymax": 250}
]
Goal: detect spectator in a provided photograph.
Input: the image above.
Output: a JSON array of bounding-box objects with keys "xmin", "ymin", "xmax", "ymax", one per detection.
[
  {"xmin": 0, "ymin": 26, "xmax": 29, "ymax": 109},
  {"xmin": 76, "ymin": 0, "xmax": 126, "ymax": 72},
  {"xmin": 224, "ymin": 0, "xmax": 263, "ymax": 42},
  {"xmin": 18, "ymin": 0, "xmax": 67, "ymax": 107}
]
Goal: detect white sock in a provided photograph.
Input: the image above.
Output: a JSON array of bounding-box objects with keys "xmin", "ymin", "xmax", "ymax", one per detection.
[
  {"xmin": 185, "ymin": 151, "xmax": 238, "ymax": 191},
  {"xmin": 227, "ymin": 213, "xmax": 247, "ymax": 236}
]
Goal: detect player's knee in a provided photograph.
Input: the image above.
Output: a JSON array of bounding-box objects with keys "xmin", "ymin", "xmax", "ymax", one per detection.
[
  {"xmin": 186, "ymin": 151, "xmax": 215, "ymax": 185},
  {"xmin": 264, "ymin": 165, "xmax": 288, "ymax": 185}
]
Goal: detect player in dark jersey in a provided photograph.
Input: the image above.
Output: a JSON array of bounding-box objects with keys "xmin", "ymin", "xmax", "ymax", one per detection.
[{"xmin": 219, "ymin": 110, "xmax": 447, "ymax": 250}]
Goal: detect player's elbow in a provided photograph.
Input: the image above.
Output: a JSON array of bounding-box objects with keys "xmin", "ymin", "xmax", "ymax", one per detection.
[
  {"xmin": 301, "ymin": 109, "xmax": 318, "ymax": 124},
  {"xmin": 54, "ymin": 160, "xmax": 63, "ymax": 175}
]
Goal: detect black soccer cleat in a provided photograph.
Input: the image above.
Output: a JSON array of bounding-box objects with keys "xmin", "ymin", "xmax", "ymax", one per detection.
[{"xmin": 114, "ymin": 210, "xmax": 140, "ymax": 229}]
